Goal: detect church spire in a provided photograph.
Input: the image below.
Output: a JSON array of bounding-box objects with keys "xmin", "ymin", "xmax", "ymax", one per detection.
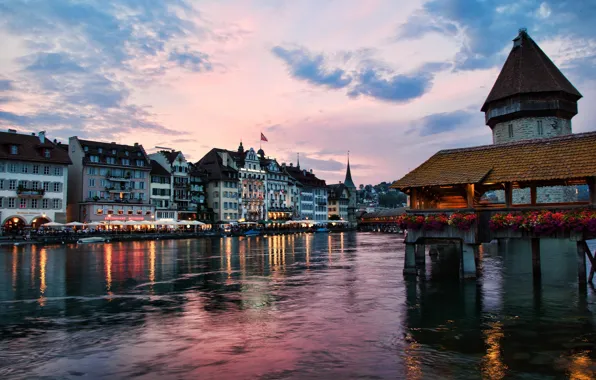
[
  {"xmin": 344, "ymin": 151, "xmax": 355, "ymax": 189},
  {"xmin": 297, "ymin": 152, "xmax": 300, "ymax": 169}
]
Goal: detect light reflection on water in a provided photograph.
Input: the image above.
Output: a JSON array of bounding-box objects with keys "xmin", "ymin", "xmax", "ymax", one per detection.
[{"xmin": 0, "ymin": 233, "xmax": 594, "ymax": 379}]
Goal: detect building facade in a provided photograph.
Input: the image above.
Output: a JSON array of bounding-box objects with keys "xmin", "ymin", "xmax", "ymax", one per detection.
[
  {"xmin": 0, "ymin": 130, "xmax": 71, "ymax": 232},
  {"xmin": 327, "ymin": 183, "xmax": 350, "ymax": 220},
  {"xmin": 236, "ymin": 144, "xmax": 267, "ymax": 221},
  {"xmin": 265, "ymin": 157, "xmax": 292, "ymax": 221},
  {"xmin": 195, "ymin": 149, "xmax": 240, "ymax": 222},
  {"xmin": 150, "ymin": 159, "xmax": 173, "ymax": 220},
  {"xmin": 67, "ymin": 137, "xmax": 155, "ymax": 223},
  {"xmin": 285, "ymin": 163, "xmax": 327, "ymax": 221}
]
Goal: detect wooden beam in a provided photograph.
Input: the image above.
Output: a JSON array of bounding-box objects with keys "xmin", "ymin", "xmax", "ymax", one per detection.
[
  {"xmin": 410, "ymin": 189, "xmax": 418, "ymax": 210},
  {"xmin": 588, "ymin": 177, "xmax": 596, "ymax": 206},
  {"xmin": 530, "ymin": 186, "xmax": 537, "ymax": 205},
  {"xmin": 504, "ymin": 183, "xmax": 513, "ymax": 208},
  {"xmin": 466, "ymin": 184, "xmax": 475, "ymax": 208}
]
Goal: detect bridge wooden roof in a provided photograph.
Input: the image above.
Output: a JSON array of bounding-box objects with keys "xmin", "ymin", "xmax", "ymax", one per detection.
[{"xmin": 392, "ymin": 132, "xmax": 596, "ymax": 190}]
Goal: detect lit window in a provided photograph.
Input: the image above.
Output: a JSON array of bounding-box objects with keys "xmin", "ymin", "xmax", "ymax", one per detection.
[{"xmin": 10, "ymin": 145, "xmax": 18, "ymax": 155}]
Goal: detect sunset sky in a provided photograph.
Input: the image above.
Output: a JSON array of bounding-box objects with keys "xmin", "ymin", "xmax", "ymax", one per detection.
[{"xmin": 0, "ymin": 0, "xmax": 594, "ymax": 186}]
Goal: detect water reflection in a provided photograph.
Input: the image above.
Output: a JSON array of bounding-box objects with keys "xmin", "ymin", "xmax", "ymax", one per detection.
[{"xmin": 0, "ymin": 234, "xmax": 594, "ymax": 379}]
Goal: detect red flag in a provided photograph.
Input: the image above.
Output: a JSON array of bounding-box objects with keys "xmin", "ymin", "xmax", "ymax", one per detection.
[{"xmin": 261, "ymin": 133, "xmax": 268, "ymax": 142}]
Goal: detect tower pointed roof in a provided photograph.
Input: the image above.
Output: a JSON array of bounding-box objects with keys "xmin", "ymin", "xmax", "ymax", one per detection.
[
  {"xmin": 481, "ymin": 29, "xmax": 582, "ymax": 112},
  {"xmin": 344, "ymin": 152, "xmax": 356, "ymax": 189}
]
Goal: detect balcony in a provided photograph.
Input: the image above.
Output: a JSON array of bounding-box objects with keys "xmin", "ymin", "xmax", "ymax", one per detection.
[
  {"xmin": 84, "ymin": 197, "xmax": 147, "ymax": 204},
  {"xmin": 107, "ymin": 176, "xmax": 130, "ymax": 182},
  {"xmin": 17, "ymin": 188, "xmax": 45, "ymax": 199},
  {"xmin": 106, "ymin": 186, "xmax": 132, "ymax": 193}
]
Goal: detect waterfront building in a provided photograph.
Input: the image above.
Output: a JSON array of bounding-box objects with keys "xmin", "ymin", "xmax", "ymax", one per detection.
[
  {"xmin": 149, "ymin": 150, "xmax": 199, "ymax": 221},
  {"xmin": 188, "ymin": 164, "xmax": 210, "ymax": 222},
  {"xmin": 263, "ymin": 154, "xmax": 292, "ymax": 221},
  {"xmin": 235, "ymin": 143, "xmax": 267, "ymax": 221},
  {"xmin": 67, "ymin": 137, "xmax": 155, "ymax": 223},
  {"xmin": 327, "ymin": 183, "xmax": 350, "ymax": 221},
  {"xmin": 150, "ymin": 159, "xmax": 173, "ymax": 220},
  {"xmin": 195, "ymin": 148, "xmax": 240, "ymax": 222},
  {"xmin": 285, "ymin": 168, "xmax": 302, "ymax": 218},
  {"xmin": 285, "ymin": 162, "xmax": 327, "ymax": 221},
  {"xmin": 481, "ymin": 29, "xmax": 583, "ymax": 203},
  {"xmin": 0, "ymin": 129, "xmax": 71, "ymax": 231}
]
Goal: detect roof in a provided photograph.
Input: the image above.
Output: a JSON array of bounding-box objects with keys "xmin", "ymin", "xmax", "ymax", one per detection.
[
  {"xmin": 195, "ymin": 148, "xmax": 238, "ymax": 181},
  {"xmin": 392, "ymin": 131, "xmax": 596, "ymax": 189},
  {"xmin": 0, "ymin": 130, "xmax": 72, "ymax": 165},
  {"xmin": 285, "ymin": 165, "xmax": 327, "ymax": 188},
  {"xmin": 360, "ymin": 208, "xmax": 407, "ymax": 219},
  {"xmin": 344, "ymin": 158, "xmax": 356, "ymax": 188},
  {"xmin": 482, "ymin": 29, "xmax": 582, "ymax": 110},
  {"xmin": 150, "ymin": 159, "xmax": 170, "ymax": 177},
  {"xmin": 77, "ymin": 138, "xmax": 150, "ymax": 168},
  {"xmin": 328, "ymin": 183, "xmax": 349, "ymax": 200},
  {"xmin": 160, "ymin": 150, "xmax": 180, "ymax": 164}
]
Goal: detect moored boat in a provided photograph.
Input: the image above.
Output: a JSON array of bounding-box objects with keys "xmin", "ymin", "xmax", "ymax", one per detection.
[{"xmin": 77, "ymin": 237, "xmax": 110, "ymax": 244}]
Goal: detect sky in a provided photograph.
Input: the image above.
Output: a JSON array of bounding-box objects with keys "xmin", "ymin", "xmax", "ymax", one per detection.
[{"xmin": 0, "ymin": 0, "xmax": 595, "ymax": 186}]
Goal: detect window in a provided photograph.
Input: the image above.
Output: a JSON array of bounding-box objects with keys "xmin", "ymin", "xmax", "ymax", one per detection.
[
  {"xmin": 0, "ymin": 180, "xmax": 3, "ymax": 190},
  {"xmin": 53, "ymin": 199, "xmax": 60, "ymax": 209},
  {"xmin": 33, "ymin": 165, "xmax": 39, "ymax": 174},
  {"xmin": 10, "ymin": 145, "xmax": 18, "ymax": 155},
  {"xmin": 20, "ymin": 198, "xmax": 27, "ymax": 209},
  {"xmin": 9, "ymin": 180, "xmax": 17, "ymax": 190},
  {"xmin": 125, "ymin": 151, "xmax": 129, "ymax": 156},
  {"xmin": 44, "ymin": 149, "xmax": 51, "ymax": 158},
  {"xmin": 32, "ymin": 182, "xmax": 39, "ymax": 190},
  {"xmin": 44, "ymin": 166, "xmax": 50, "ymax": 175},
  {"xmin": 53, "ymin": 183, "xmax": 60, "ymax": 192},
  {"xmin": 136, "ymin": 160, "xmax": 144, "ymax": 167},
  {"xmin": 122, "ymin": 159, "xmax": 130, "ymax": 166},
  {"xmin": 8, "ymin": 163, "xmax": 17, "ymax": 173},
  {"xmin": 508, "ymin": 124, "xmax": 513, "ymax": 138},
  {"xmin": 84, "ymin": 146, "xmax": 89, "ymax": 152},
  {"xmin": 0, "ymin": 162, "xmax": 4, "ymax": 172},
  {"xmin": 54, "ymin": 167, "xmax": 62, "ymax": 176},
  {"xmin": 96, "ymin": 209, "xmax": 103, "ymax": 215},
  {"xmin": 31, "ymin": 199, "xmax": 38, "ymax": 208},
  {"xmin": 127, "ymin": 210, "xmax": 133, "ymax": 215},
  {"xmin": 8, "ymin": 198, "xmax": 16, "ymax": 208},
  {"xmin": 112, "ymin": 149, "xmax": 116, "ymax": 154},
  {"xmin": 106, "ymin": 157, "xmax": 116, "ymax": 164},
  {"xmin": 21, "ymin": 164, "xmax": 29, "ymax": 174},
  {"xmin": 42, "ymin": 199, "xmax": 49, "ymax": 209},
  {"xmin": 89, "ymin": 178, "xmax": 96, "ymax": 187},
  {"xmin": 537, "ymin": 120, "xmax": 543, "ymax": 135},
  {"xmin": 89, "ymin": 155, "xmax": 99, "ymax": 163},
  {"xmin": 43, "ymin": 182, "xmax": 50, "ymax": 191},
  {"xmin": 98, "ymin": 148, "xmax": 102, "ymax": 153}
]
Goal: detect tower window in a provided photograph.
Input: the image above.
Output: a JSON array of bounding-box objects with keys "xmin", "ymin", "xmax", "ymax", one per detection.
[
  {"xmin": 508, "ymin": 124, "xmax": 514, "ymax": 138},
  {"xmin": 537, "ymin": 120, "xmax": 543, "ymax": 135}
]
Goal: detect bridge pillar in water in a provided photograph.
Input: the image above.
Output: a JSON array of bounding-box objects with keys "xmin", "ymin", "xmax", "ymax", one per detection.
[
  {"xmin": 577, "ymin": 241, "xmax": 587, "ymax": 286},
  {"xmin": 461, "ymin": 244, "xmax": 479, "ymax": 279},
  {"xmin": 403, "ymin": 244, "xmax": 417, "ymax": 276},
  {"xmin": 415, "ymin": 243, "xmax": 426, "ymax": 269}
]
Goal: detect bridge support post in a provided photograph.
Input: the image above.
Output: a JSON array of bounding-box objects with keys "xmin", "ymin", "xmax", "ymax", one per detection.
[
  {"xmin": 428, "ymin": 244, "xmax": 439, "ymax": 257},
  {"xmin": 403, "ymin": 243, "xmax": 417, "ymax": 276},
  {"xmin": 531, "ymin": 238, "xmax": 541, "ymax": 282},
  {"xmin": 415, "ymin": 243, "xmax": 425, "ymax": 268},
  {"xmin": 577, "ymin": 241, "xmax": 587, "ymax": 285},
  {"xmin": 461, "ymin": 244, "xmax": 478, "ymax": 279}
]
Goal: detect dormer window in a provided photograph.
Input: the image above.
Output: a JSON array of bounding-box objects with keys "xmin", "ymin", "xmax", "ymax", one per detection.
[
  {"xmin": 44, "ymin": 149, "xmax": 51, "ymax": 158},
  {"xmin": 10, "ymin": 145, "xmax": 18, "ymax": 155},
  {"xmin": 137, "ymin": 152, "xmax": 141, "ymax": 157},
  {"xmin": 83, "ymin": 146, "xmax": 88, "ymax": 152},
  {"xmin": 112, "ymin": 149, "xmax": 116, "ymax": 154},
  {"xmin": 89, "ymin": 155, "xmax": 100, "ymax": 163},
  {"xmin": 125, "ymin": 151, "xmax": 129, "ymax": 156},
  {"xmin": 98, "ymin": 148, "xmax": 102, "ymax": 153}
]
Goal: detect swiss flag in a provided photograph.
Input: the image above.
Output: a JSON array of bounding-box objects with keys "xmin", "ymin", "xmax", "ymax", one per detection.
[{"xmin": 260, "ymin": 133, "xmax": 268, "ymax": 142}]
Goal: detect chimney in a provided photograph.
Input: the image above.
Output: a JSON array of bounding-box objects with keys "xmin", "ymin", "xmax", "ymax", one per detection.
[
  {"xmin": 310, "ymin": 169, "xmax": 313, "ymax": 174},
  {"xmin": 8, "ymin": 129, "xmax": 17, "ymax": 133},
  {"xmin": 111, "ymin": 142, "xmax": 116, "ymax": 144},
  {"xmin": 290, "ymin": 163, "xmax": 293, "ymax": 167},
  {"xmin": 134, "ymin": 142, "xmax": 139, "ymax": 146},
  {"xmin": 38, "ymin": 131, "xmax": 46, "ymax": 143}
]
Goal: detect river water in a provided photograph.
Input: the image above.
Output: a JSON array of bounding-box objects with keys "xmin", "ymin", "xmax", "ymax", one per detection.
[{"xmin": 0, "ymin": 233, "xmax": 594, "ymax": 379}]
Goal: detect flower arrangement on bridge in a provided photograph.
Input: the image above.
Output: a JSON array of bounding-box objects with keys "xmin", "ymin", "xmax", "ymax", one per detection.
[
  {"xmin": 448, "ymin": 212, "xmax": 478, "ymax": 231},
  {"xmin": 489, "ymin": 209, "xmax": 596, "ymax": 235},
  {"xmin": 397, "ymin": 214, "xmax": 425, "ymax": 230},
  {"xmin": 397, "ymin": 212, "xmax": 477, "ymax": 231},
  {"xmin": 423, "ymin": 213, "xmax": 449, "ymax": 231}
]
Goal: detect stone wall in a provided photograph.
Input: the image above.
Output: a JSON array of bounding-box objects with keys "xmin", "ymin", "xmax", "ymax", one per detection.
[
  {"xmin": 493, "ymin": 186, "xmax": 579, "ymax": 204},
  {"xmin": 492, "ymin": 116, "xmax": 572, "ymax": 144}
]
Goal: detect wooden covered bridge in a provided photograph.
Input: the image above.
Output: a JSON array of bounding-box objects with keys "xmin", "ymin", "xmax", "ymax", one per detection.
[{"xmin": 391, "ymin": 132, "xmax": 596, "ymax": 285}]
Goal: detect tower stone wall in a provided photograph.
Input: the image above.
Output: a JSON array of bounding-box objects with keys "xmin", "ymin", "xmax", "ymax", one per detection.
[{"xmin": 492, "ymin": 116, "xmax": 572, "ymax": 144}]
